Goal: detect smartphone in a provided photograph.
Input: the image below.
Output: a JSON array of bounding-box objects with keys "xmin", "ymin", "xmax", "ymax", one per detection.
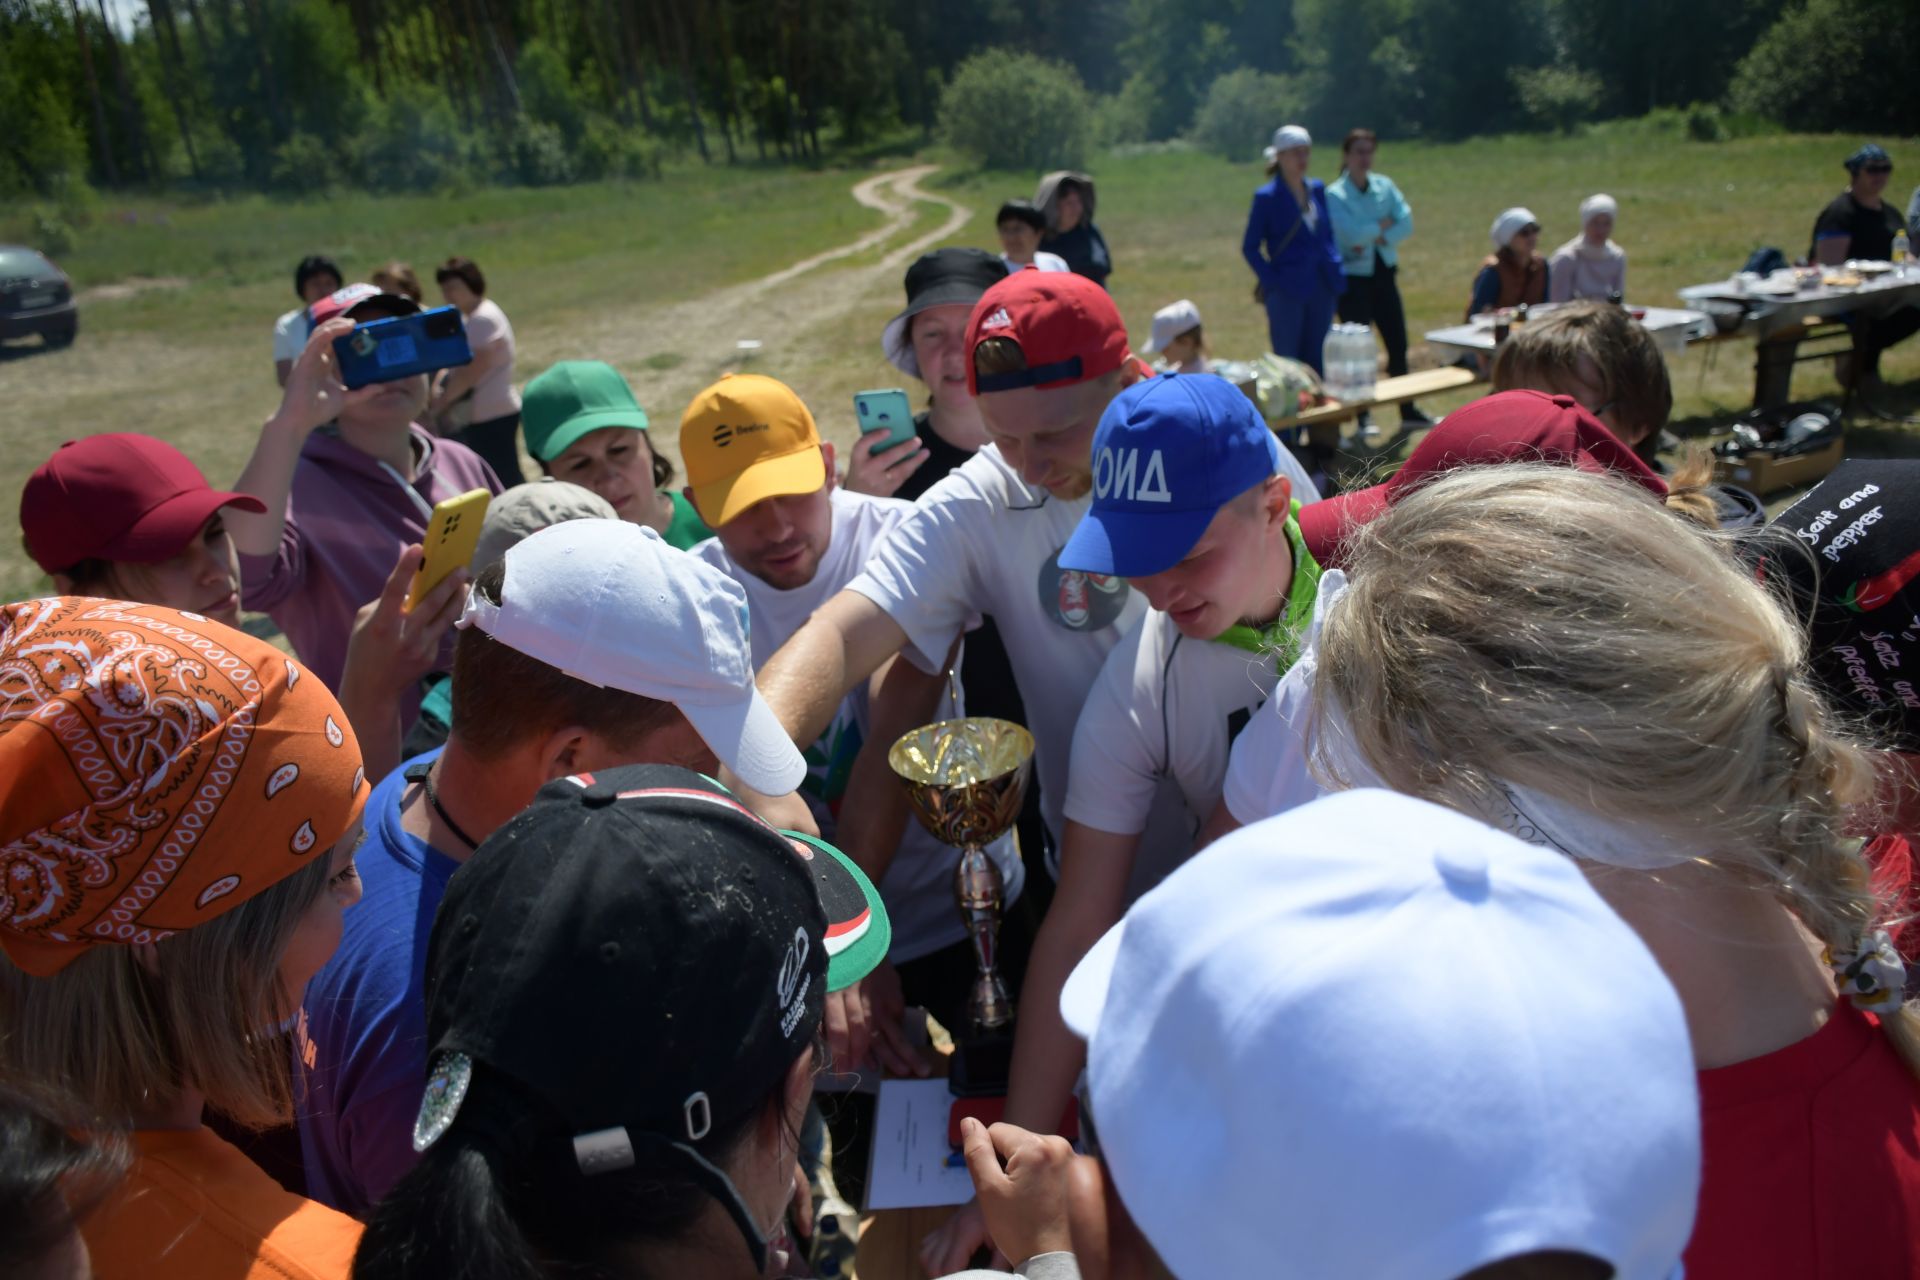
[
  {"xmin": 853, "ymin": 388, "xmax": 917, "ymax": 453},
  {"xmin": 333, "ymin": 305, "xmax": 474, "ymax": 390},
  {"xmin": 409, "ymin": 488, "xmax": 491, "ymax": 610}
]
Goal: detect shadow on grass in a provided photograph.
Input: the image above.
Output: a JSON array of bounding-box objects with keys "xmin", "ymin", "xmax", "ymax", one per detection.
[{"xmin": 0, "ymin": 337, "xmax": 66, "ymax": 363}]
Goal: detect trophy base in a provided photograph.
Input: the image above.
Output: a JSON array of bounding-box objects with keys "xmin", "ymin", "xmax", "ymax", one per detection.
[{"xmin": 948, "ymin": 1028, "xmax": 1015, "ymax": 1097}]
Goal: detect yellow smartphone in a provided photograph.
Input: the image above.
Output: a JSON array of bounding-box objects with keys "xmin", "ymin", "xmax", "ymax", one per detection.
[{"xmin": 408, "ymin": 488, "xmax": 491, "ymax": 610}]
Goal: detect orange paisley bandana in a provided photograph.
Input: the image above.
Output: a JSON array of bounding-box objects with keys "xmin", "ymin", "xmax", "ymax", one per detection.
[{"xmin": 0, "ymin": 598, "xmax": 370, "ymax": 976}]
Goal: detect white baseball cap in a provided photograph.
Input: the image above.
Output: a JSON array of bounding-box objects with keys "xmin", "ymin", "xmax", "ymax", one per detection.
[
  {"xmin": 1142, "ymin": 299, "xmax": 1202, "ymax": 355},
  {"xmin": 1061, "ymin": 789, "xmax": 1699, "ymax": 1280},
  {"xmin": 456, "ymin": 519, "xmax": 808, "ymax": 797}
]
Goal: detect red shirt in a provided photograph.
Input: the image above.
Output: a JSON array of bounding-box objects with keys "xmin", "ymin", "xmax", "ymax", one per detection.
[{"xmin": 1687, "ymin": 1001, "xmax": 1920, "ymax": 1278}]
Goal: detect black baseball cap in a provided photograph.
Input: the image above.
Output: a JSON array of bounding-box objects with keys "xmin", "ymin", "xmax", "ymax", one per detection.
[
  {"xmin": 1763, "ymin": 459, "xmax": 1920, "ymax": 753},
  {"xmin": 410, "ymin": 764, "xmax": 890, "ymax": 1271},
  {"xmin": 996, "ymin": 198, "xmax": 1047, "ymax": 231},
  {"xmin": 883, "ymin": 247, "xmax": 1010, "ymax": 380}
]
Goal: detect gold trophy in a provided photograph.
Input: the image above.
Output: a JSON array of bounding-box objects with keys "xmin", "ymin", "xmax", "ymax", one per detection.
[{"xmin": 889, "ymin": 716, "xmax": 1034, "ymax": 1095}]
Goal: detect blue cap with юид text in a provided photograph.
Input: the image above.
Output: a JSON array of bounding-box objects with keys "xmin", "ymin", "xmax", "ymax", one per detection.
[{"xmin": 1060, "ymin": 373, "xmax": 1283, "ymax": 578}]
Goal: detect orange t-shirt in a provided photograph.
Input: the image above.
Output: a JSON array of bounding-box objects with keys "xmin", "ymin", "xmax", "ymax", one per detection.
[{"xmin": 83, "ymin": 1126, "xmax": 362, "ymax": 1280}]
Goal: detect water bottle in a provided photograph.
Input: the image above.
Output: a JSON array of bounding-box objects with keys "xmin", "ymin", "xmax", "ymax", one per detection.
[
  {"xmin": 1321, "ymin": 326, "xmax": 1348, "ymax": 400},
  {"xmin": 1354, "ymin": 324, "xmax": 1377, "ymax": 400},
  {"xmin": 1895, "ymin": 229, "xmax": 1912, "ymax": 278}
]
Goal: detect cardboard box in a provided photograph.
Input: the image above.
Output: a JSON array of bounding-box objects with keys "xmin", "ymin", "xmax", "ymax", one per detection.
[{"xmin": 1711, "ymin": 437, "xmax": 1844, "ymax": 496}]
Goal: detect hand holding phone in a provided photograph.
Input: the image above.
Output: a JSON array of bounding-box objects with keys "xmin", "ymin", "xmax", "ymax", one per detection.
[
  {"xmin": 853, "ymin": 388, "xmax": 917, "ymax": 453},
  {"xmin": 333, "ymin": 306, "xmax": 474, "ymax": 390},
  {"xmin": 409, "ymin": 488, "xmax": 491, "ymax": 610}
]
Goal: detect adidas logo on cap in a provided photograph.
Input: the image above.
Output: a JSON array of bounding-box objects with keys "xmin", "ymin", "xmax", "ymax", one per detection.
[{"xmin": 981, "ymin": 306, "xmax": 1013, "ymax": 330}]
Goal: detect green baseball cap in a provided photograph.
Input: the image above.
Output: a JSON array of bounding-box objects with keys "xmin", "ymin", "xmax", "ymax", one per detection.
[{"xmin": 522, "ymin": 360, "xmax": 650, "ymax": 462}]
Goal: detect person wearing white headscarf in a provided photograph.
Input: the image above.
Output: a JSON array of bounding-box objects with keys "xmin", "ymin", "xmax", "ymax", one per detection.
[
  {"xmin": 1242, "ymin": 124, "xmax": 1345, "ymax": 371},
  {"xmin": 1467, "ymin": 206, "xmax": 1548, "ymax": 318},
  {"xmin": 1549, "ymin": 194, "xmax": 1627, "ymax": 303}
]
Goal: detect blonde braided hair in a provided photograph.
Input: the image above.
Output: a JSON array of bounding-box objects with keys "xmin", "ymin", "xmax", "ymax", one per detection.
[{"xmin": 1315, "ymin": 462, "xmax": 1920, "ymax": 1073}]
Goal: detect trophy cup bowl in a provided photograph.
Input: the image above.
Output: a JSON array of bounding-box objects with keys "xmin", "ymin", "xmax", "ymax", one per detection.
[{"xmin": 889, "ymin": 716, "xmax": 1034, "ymax": 1095}]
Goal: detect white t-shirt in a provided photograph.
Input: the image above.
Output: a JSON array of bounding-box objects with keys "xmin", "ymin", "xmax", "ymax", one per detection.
[
  {"xmin": 462, "ymin": 298, "xmax": 521, "ymax": 421},
  {"xmin": 1221, "ymin": 571, "xmax": 1380, "ymax": 825},
  {"xmin": 273, "ymin": 306, "xmax": 310, "ymax": 363},
  {"xmin": 1004, "ymin": 252, "xmax": 1071, "ymax": 274},
  {"xmin": 695, "ymin": 488, "xmax": 1022, "ymax": 963},
  {"xmin": 849, "ymin": 444, "xmax": 1190, "ymax": 885},
  {"xmin": 1065, "ymin": 610, "xmax": 1278, "ymax": 841}
]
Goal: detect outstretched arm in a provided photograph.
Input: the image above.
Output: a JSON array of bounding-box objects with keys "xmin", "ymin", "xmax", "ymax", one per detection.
[{"xmin": 756, "ymin": 589, "xmax": 911, "ymax": 750}]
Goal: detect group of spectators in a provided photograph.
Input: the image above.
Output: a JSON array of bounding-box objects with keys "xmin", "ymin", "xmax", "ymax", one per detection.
[{"xmin": 5, "ymin": 124, "xmax": 1920, "ymax": 1280}]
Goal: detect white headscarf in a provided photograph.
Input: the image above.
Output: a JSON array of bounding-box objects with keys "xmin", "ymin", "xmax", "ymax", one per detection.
[
  {"xmin": 1579, "ymin": 193, "xmax": 1618, "ymax": 229},
  {"xmin": 1489, "ymin": 207, "xmax": 1540, "ymax": 251},
  {"xmin": 1263, "ymin": 124, "xmax": 1312, "ymax": 164}
]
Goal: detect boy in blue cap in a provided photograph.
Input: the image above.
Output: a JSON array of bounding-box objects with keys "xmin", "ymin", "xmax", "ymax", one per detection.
[{"xmin": 1000, "ymin": 371, "xmax": 1322, "ymax": 1185}]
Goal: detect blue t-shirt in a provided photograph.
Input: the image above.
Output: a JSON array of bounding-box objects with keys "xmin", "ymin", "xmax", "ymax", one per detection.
[{"xmin": 295, "ymin": 750, "xmax": 460, "ymax": 1216}]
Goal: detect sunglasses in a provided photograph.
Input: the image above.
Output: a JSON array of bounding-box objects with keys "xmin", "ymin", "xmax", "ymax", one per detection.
[{"xmin": 1864, "ymin": 164, "xmax": 1894, "ymax": 174}]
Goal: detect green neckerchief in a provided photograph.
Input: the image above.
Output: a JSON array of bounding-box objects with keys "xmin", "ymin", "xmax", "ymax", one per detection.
[{"xmin": 1210, "ymin": 499, "xmax": 1322, "ymax": 671}]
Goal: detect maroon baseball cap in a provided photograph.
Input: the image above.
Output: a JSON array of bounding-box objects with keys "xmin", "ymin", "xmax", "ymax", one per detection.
[
  {"xmin": 307, "ymin": 281, "xmax": 419, "ymax": 326},
  {"xmin": 965, "ymin": 269, "xmax": 1132, "ymax": 396},
  {"xmin": 1298, "ymin": 391, "xmax": 1667, "ymax": 569},
  {"xmin": 20, "ymin": 434, "xmax": 268, "ymax": 572}
]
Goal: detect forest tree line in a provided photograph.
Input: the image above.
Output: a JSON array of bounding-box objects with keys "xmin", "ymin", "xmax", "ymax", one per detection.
[{"xmin": 1, "ymin": 0, "xmax": 1913, "ymax": 203}]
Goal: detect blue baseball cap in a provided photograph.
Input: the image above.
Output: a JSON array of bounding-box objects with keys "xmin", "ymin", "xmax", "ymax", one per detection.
[{"xmin": 1060, "ymin": 373, "xmax": 1283, "ymax": 578}]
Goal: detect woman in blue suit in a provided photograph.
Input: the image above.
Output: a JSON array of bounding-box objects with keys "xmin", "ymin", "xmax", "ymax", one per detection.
[{"xmin": 1242, "ymin": 124, "xmax": 1346, "ymax": 371}]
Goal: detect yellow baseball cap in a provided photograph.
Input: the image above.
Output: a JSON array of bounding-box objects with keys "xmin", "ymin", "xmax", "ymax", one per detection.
[{"xmin": 681, "ymin": 374, "xmax": 827, "ymax": 526}]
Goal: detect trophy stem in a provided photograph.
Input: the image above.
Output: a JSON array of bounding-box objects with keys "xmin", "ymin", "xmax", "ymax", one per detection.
[{"xmin": 955, "ymin": 841, "xmax": 1012, "ymax": 1033}]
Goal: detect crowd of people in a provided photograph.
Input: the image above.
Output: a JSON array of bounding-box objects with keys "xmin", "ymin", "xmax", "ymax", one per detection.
[{"xmin": 5, "ymin": 120, "xmax": 1920, "ymax": 1280}]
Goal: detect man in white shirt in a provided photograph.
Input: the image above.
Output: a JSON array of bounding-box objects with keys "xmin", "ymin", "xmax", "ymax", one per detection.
[
  {"xmin": 272, "ymin": 254, "xmax": 342, "ymax": 386},
  {"xmin": 752, "ymin": 272, "xmax": 1160, "ymax": 873},
  {"xmin": 681, "ymin": 372, "xmax": 1024, "ymax": 1038},
  {"xmin": 923, "ymin": 372, "xmax": 1325, "ymax": 1271}
]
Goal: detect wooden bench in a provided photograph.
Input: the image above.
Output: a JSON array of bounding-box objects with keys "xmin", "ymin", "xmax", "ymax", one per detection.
[
  {"xmin": 1697, "ymin": 314, "xmax": 1856, "ymax": 411},
  {"xmin": 1270, "ymin": 366, "xmax": 1484, "ymax": 431}
]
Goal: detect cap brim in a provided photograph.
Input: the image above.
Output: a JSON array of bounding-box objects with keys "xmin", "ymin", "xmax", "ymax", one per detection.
[
  {"xmin": 533, "ymin": 409, "xmax": 649, "ymax": 463},
  {"xmin": 680, "ymin": 683, "xmax": 809, "ymax": 799},
  {"xmin": 782, "ymin": 832, "xmax": 891, "ymax": 990},
  {"xmin": 343, "ymin": 291, "xmax": 421, "ymax": 319},
  {"xmin": 690, "ymin": 446, "xmax": 826, "ymax": 527},
  {"xmin": 1059, "ymin": 504, "xmax": 1217, "ymax": 578},
  {"xmin": 98, "ymin": 488, "xmax": 270, "ymax": 563},
  {"xmin": 1295, "ymin": 487, "xmax": 1388, "ymax": 569},
  {"xmin": 1059, "ymin": 919, "xmax": 1125, "ymax": 1042},
  {"xmin": 884, "ymin": 281, "xmax": 1000, "ymax": 381}
]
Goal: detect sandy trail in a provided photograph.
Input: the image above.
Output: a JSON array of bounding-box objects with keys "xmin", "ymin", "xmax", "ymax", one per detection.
[{"xmin": 533, "ymin": 164, "xmax": 971, "ymax": 450}]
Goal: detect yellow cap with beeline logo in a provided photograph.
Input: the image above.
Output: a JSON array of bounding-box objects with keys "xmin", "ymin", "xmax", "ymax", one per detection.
[{"xmin": 680, "ymin": 374, "xmax": 827, "ymax": 526}]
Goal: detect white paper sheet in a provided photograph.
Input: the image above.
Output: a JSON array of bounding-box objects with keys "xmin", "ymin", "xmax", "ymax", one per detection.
[{"xmin": 864, "ymin": 1077, "xmax": 976, "ymax": 1211}]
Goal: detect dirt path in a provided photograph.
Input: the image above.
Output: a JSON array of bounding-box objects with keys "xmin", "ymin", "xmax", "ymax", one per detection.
[{"xmin": 529, "ymin": 164, "xmax": 972, "ymax": 455}]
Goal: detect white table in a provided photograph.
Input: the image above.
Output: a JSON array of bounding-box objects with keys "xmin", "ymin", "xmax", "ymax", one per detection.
[
  {"xmin": 1678, "ymin": 268, "xmax": 1920, "ymax": 407},
  {"xmin": 1678, "ymin": 271, "xmax": 1920, "ymax": 340},
  {"xmin": 1424, "ymin": 303, "xmax": 1710, "ymax": 362}
]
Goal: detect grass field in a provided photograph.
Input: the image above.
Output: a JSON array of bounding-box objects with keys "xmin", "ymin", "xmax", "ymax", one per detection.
[{"xmin": 2, "ymin": 119, "xmax": 1917, "ymax": 601}]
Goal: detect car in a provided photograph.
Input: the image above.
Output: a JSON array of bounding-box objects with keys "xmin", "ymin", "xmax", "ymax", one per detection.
[{"xmin": 0, "ymin": 245, "xmax": 77, "ymax": 348}]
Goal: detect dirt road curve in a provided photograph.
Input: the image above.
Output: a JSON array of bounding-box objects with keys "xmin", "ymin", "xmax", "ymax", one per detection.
[{"xmin": 548, "ymin": 163, "xmax": 971, "ymax": 452}]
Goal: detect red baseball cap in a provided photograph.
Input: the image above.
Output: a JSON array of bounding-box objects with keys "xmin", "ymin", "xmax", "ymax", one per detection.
[
  {"xmin": 307, "ymin": 281, "xmax": 419, "ymax": 326},
  {"xmin": 20, "ymin": 434, "xmax": 268, "ymax": 572},
  {"xmin": 1299, "ymin": 391, "xmax": 1667, "ymax": 569},
  {"xmin": 965, "ymin": 268, "xmax": 1131, "ymax": 396}
]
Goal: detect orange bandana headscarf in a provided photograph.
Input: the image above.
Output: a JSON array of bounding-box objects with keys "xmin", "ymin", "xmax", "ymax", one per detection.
[{"xmin": 0, "ymin": 598, "xmax": 370, "ymax": 977}]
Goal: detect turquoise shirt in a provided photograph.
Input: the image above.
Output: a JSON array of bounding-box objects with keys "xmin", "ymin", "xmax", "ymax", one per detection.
[{"xmin": 1326, "ymin": 172, "xmax": 1414, "ymax": 277}]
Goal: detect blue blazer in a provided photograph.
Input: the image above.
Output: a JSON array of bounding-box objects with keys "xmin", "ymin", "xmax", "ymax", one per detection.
[{"xmin": 1243, "ymin": 177, "xmax": 1346, "ymax": 301}]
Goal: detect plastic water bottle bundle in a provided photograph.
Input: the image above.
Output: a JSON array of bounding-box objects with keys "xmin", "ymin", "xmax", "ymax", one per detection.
[{"xmin": 1321, "ymin": 324, "xmax": 1377, "ymax": 403}]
